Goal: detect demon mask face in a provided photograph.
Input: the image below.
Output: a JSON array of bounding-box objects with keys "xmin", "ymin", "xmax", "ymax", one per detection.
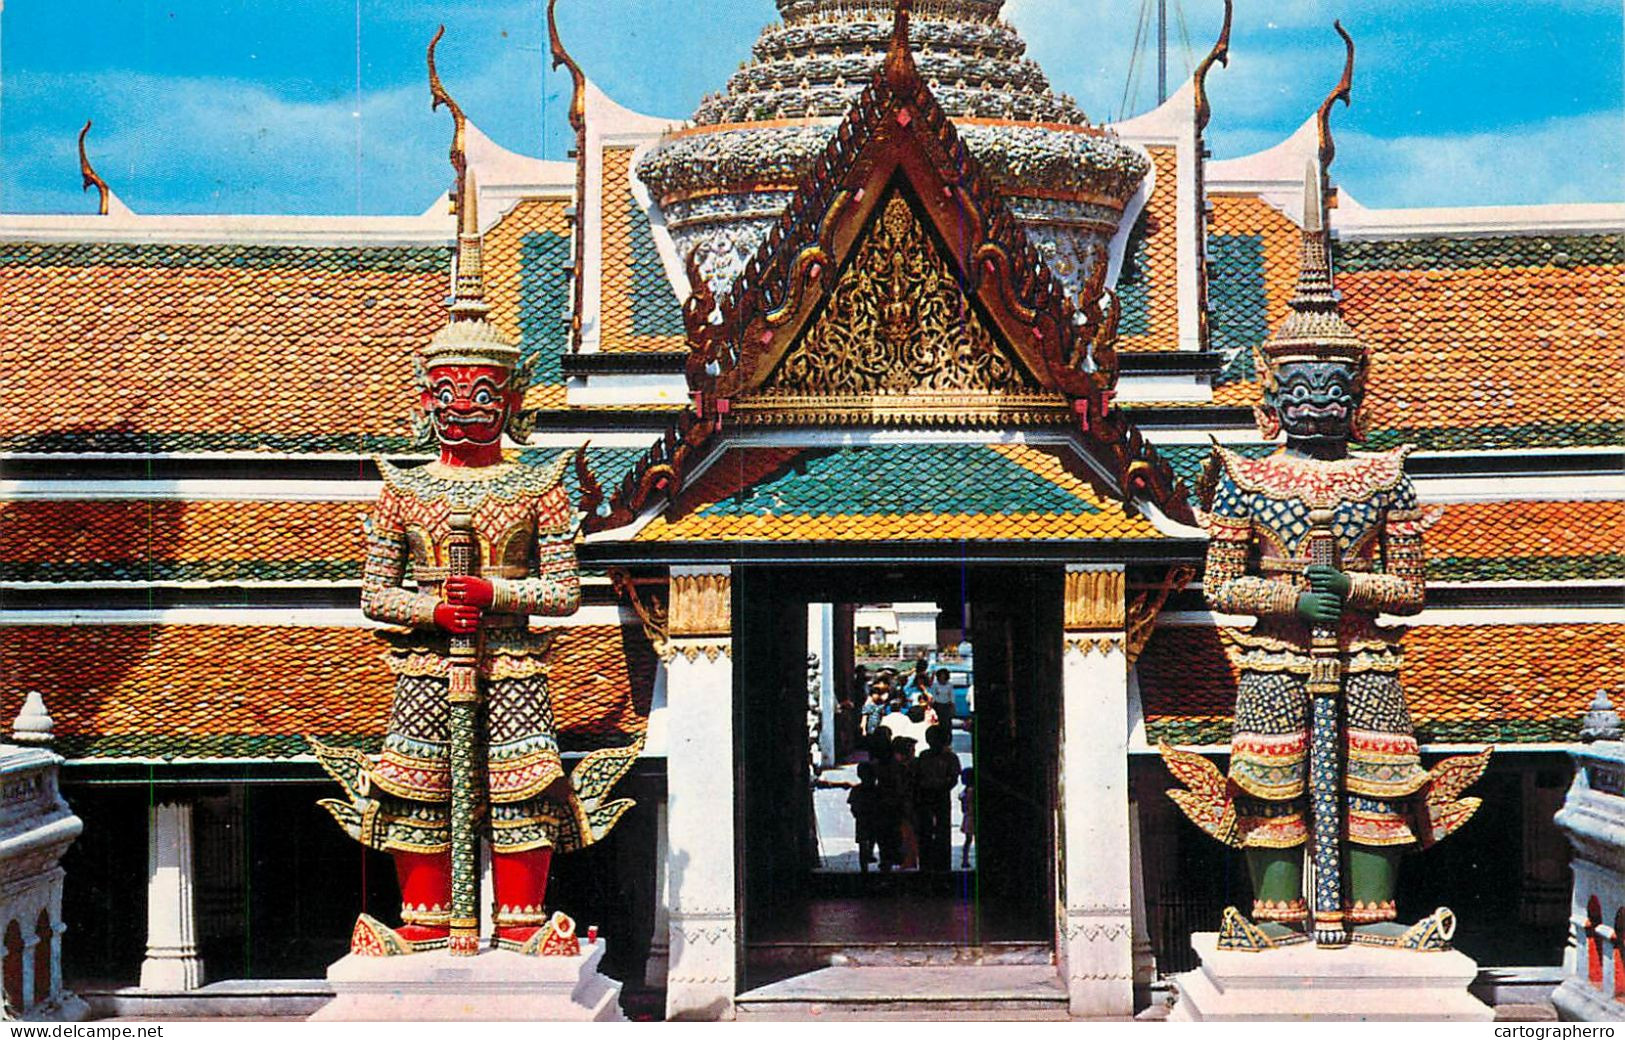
[
  {"xmin": 1256, "ymin": 357, "xmax": 1366, "ymax": 445},
  {"xmin": 420, "ymin": 364, "xmax": 519, "ymax": 447}
]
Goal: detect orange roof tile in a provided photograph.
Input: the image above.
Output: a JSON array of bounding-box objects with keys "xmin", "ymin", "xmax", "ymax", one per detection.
[
  {"xmin": 598, "ymin": 147, "xmax": 686, "ymax": 354},
  {"xmin": 1140, "ymin": 621, "xmax": 1625, "ymax": 744},
  {"xmin": 0, "ymin": 623, "xmax": 653, "ymax": 759},
  {"xmin": 0, "ymin": 243, "xmax": 448, "ymax": 453},
  {"xmin": 1117, "ymin": 145, "xmax": 1180, "ymax": 353}
]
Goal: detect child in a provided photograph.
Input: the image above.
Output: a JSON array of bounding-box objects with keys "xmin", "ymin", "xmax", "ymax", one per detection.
[{"xmin": 847, "ymin": 762, "xmax": 882, "ymax": 873}]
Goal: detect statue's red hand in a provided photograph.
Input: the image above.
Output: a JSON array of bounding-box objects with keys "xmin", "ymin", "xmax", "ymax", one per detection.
[
  {"xmin": 433, "ymin": 602, "xmax": 483, "ymax": 634},
  {"xmin": 444, "ymin": 575, "xmax": 494, "ymax": 608}
]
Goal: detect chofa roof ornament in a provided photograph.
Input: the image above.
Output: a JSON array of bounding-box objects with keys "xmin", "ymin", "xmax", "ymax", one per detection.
[
  {"xmin": 78, "ymin": 119, "xmax": 111, "ymax": 216},
  {"xmin": 420, "ymin": 27, "xmax": 519, "ymax": 373},
  {"xmin": 1258, "ymin": 22, "xmax": 1367, "ymax": 374}
]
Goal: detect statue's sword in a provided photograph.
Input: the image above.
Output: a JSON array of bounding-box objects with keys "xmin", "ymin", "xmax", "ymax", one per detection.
[
  {"xmin": 445, "ymin": 511, "xmax": 484, "ymax": 956},
  {"xmin": 1305, "ymin": 508, "xmax": 1349, "ymax": 947}
]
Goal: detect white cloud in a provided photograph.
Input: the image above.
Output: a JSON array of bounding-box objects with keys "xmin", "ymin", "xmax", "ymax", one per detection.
[{"xmin": 1336, "ymin": 111, "xmax": 1625, "ymax": 207}]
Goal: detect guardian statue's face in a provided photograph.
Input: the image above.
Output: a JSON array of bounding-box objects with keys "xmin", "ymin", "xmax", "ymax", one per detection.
[
  {"xmin": 420, "ymin": 364, "xmax": 518, "ymax": 446},
  {"xmin": 1267, "ymin": 360, "xmax": 1362, "ymax": 446}
]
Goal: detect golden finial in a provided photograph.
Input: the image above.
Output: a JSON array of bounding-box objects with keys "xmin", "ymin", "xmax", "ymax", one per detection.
[
  {"xmin": 547, "ymin": 0, "xmax": 587, "ymax": 135},
  {"xmin": 77, "ymin": 120, "xmax": 110, "ymax": 216},
  {"xmin": 884, "ymin": 0, "xmax": 916, "ymax": 88},
  {"xmin": 1193, "ymin": 0, "xmax": 1233, "ymax": 135},
  {"xmin": 427, "ymin": 25, "xmax": 468, "ymax": 189},
  {"xmin": 1315, "ymin": 21, "xmax": 1356, "ymax": 176}
]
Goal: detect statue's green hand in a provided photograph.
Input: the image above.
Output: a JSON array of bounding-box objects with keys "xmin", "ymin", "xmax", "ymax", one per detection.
[
  {"xmin": 1306, "ymin": 564, "xmax": 1352, "ymax": 598},
  {"xmin": 1295, "ymin": 590, "xmax": 1343, "ymax": 626}
]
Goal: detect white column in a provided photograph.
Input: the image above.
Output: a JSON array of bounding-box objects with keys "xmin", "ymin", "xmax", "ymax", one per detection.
[
  {"xmin": 1058, "ymin": 565, "xmax": 1134, "ymax": 1017},
  {"xmin": 663, "ymin": 565, "xmax": 736, "ymax": 1021},
  {"xmin": 141, "ymin": 802, "xmax": 204, "ymax": 991},
  {"xmin": 810, "ymin": 602, "xmax": 836, "ymax": 769},
  {"xmin": 645, "ymin": 799, "xmax": 671, "ymax": 989}
]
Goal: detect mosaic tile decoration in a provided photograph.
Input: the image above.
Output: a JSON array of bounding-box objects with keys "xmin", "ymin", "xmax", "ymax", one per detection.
[{"xmin": 632, "ymin": 441, "xmax": 1166, "ymax": 542}]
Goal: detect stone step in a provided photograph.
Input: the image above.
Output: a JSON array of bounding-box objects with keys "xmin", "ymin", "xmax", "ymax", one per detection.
[
  {"xmin": 748, "ymin": 940, "xmax": 1052, "ymax": 970},
  {"xmin": 736, "ymin": 964, "xmax": 1070, "ymax": 1019}
]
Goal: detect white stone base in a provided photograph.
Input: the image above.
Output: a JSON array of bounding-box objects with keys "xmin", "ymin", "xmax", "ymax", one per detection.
[
  {"xmin": 1553, "ymin": 979, "xmax": 1625, "ymax": 1022},
  {"xmin": 1170, "ymin": 932, "xmax": 1494, "ymax": 1022},
  {"xmin": 310, "ymin": 941, "xmax": 625, "ymax": 1021}
]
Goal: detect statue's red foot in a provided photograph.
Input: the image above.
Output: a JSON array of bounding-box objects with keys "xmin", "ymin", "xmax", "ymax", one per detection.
[
  {"xmin": 494, "ymin": 911, "xmax": 582, "ymax": 956},
  {"xmin": 350, "ymin": 914, "xmax": 449, "ymax": 956}
]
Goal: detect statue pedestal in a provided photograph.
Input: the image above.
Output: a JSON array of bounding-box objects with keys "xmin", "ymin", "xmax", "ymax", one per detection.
[
  {"xmin": 1170, "ymin": 933, "xmax": 1493, "ymax": 1022},
  {"xmin": 310, "ymin": 941, "xmax": 625, "ymax": 1021}
]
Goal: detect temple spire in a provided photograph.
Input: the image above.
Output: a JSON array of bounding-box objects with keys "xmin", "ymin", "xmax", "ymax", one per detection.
[
  {"xmin": 884, "ymin": 0, "xmax": 916, "ymax": 88},
  {"xmin": 1260, "ymin": 24, "xmax": 1365, "ymax": 370}
]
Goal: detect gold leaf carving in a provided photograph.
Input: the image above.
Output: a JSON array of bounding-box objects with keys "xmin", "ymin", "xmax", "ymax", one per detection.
[
  {"xmin": 1064, "ymin": 568, "xmax": 1125, "ymax": 632},
  {"xmin": 668, "ymin": 571, "xmax": 731, "ymax": 638},
  {"xmin": 758, "ymin": 193, "xmax": 1039, "ymax": 400}
]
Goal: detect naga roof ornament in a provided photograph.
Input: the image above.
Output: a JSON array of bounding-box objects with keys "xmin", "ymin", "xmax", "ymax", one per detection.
[
  {"xmin": 635, "ymin": 0, "xmax": 1150, "ymax": 301},
  {"xmin": 421, "ymin": 28, "xmax": 519, "ymax": 372},
  {"xmin": 547, "ymin": 0, "xmax": 589, "ymax": 351},
  {"xmin": 1192, "ymin": 0, "xmax": 1233, "ymax": 136},
  {"xmin": 1259, "ymin": 23, "xmax": 1366, "ymax": 373},
  {"xmin": 77, "ymin": 119, "xmax": 111, "ymax": 216}
]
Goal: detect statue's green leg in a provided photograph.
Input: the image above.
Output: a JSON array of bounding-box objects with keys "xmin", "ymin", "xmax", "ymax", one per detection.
[
  {"xmin": 1349, "ymin": 845, "xmax": 1405, "ymax": 940},
  {"xmin": 1247, "ymin": 846, "xmax": 1306, "ymax": 940}
]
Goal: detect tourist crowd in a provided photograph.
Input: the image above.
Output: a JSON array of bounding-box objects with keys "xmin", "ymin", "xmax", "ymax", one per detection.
[{"xmin": 830, "ymin": 661, "xmax": 974, "ymax": 872}]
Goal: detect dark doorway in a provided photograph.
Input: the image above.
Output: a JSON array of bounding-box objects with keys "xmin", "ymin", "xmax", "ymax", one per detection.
[{"xmin": 732, "ymin": 564, "xmax": 1061, "ymax": 986}]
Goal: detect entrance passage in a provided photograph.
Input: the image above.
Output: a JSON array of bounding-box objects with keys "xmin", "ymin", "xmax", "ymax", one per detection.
[{"xmin": 732, "ymin": 565, "xmax": 1061, "ymax": 984}]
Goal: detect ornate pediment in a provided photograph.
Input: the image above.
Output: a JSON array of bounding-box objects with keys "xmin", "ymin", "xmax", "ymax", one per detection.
[{"xmin": 733, "ymin": 191, "xmax": 1069, "ymax": 426}]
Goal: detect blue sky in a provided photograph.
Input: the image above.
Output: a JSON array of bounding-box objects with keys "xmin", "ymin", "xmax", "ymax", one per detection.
[{"xmin": 1, "ymin": 0, "xmax": 1619, "ymax": 215}]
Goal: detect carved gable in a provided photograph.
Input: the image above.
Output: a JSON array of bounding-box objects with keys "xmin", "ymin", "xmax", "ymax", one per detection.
[{"xmin": 733, "ymin": 190, "xmax": 1069, "ymax": 427}]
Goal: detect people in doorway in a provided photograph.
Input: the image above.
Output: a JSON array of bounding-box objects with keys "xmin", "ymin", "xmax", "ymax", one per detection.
[
  {"xmin": 835, "ymin": 694, "xmax": 858, "ymax": 763},
  {"xmin": 861, "ymin": 682, "xmax": 889, "ymax": 738},
  {"xmin": 847, "ymin": 762, "xmax": 882, "ymax": 873},
  {"xmin": 883, "ymin": 735, "xmax": 920, "ymax": 870},
  {"xmin": 929, "ymin": 668, "xmax": 956, "ymax": 724},
  {"xmin": 915, "ymin": 725, "xmax": 961, "ymax": 871},
  {"xmin": 903, "ymin": 658, "xmax": 931, "ymax": 698}
]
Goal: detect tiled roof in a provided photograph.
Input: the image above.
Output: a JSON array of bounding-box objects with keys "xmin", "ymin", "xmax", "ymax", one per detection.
[
  {"xmin": 1341, "ymin": 239, "xmax": 1625, "ymax": 450},
  {"xmin": 633, "ymin": 442, "xmax": 1165, "ymax": 542},
  {"xmin": 0, "ymin": 241, "xmax": 449, "ymax": 454},
  {"xmin": 0, "ymin": 447, "xmax": 648, "ymax": 585},
  {"xmin": 598, "ymin": 147, "xmax": 686, "ymax": 353},
  {"xmin": 0, "ymin": 500, "xmax": 365, "ymax": 584},
  {"xmin": 1427, "ymin": 500, "xmax": 1625, "ymax": 583},
  {"xmin": 479, "ymin": 198, "xmax": 574, "ymax": 410},
  {"xmin": 1204, "ymin": 213, "xmax": 1624, "ymax": 450},
  {"xmin": 1115, "ymin": 146, "xmax": 1179, "ymax": 352},
  {"xmin": 1, "ymin": 623, "xmax": 654, "ymax": 760},
  {"xmin": 1140, "ymin": 621, "xmax": 1625, "ymax": 745}
]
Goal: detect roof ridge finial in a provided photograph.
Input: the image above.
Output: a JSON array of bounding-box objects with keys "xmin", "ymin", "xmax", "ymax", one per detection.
[
  {"xmin": 427, "ymin": 26, "xmax": 490, "ymax": 323},
  {"xmin": 1316, "ymin": 20, "xmax": 1355, "ymax": 180},
  {"xmin": 884, "ymin": 0, "xmax": 916, "ymax": 88},
  {"xmin": 78, "ymin": 120, "xmax": 111, "ymax": 216},
  {"xmin": 427, "ymin": 25, "xmax": 468, "ymax": 187},
  {"xmin": 1193, "ymin": 0, "xmax": 1232, "ymax": 134},
  {"xmin": 547, "ymin": 0, "xmax": 587, "ymax": 135}
]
